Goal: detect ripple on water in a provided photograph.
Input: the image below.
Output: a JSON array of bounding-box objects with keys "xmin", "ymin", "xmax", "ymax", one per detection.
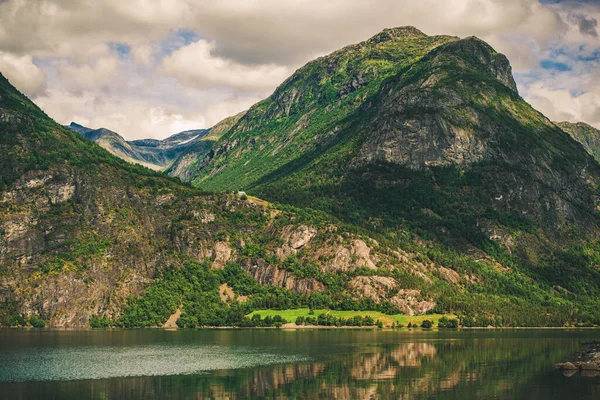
[{"xmin": 0, "ymin": 344, "xmax": 310, "ymax": 382}]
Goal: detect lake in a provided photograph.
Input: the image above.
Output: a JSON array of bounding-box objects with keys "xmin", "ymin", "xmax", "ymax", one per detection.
[{"xmin": 0, "ymin": 328, "xmax": 598, "ymax": 399}]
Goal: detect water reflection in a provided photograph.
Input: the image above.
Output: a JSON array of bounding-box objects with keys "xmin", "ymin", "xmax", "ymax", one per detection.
[{"xmin": 1, "ymin": 329, "xmax": 599, "ymax": 399}]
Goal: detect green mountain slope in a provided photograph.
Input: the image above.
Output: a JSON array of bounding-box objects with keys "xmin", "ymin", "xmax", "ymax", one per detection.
[
  {"xmin": 183, "ymin": 27, "xmax": 458, "ymax": 189},
  {"xmin": 167, "ymin": 111, "xmax": 246, "ymax": 180},
  {"xmin": 557, "ymin": 121, "xmax": 600, "ymax": 163},
  {"xmin": 0, "ymin": 71, "xmax": 499, "ymax": 328},
  {"xmin": 177, "ymin": 27, "xmax": 600, "ymax": 325}
]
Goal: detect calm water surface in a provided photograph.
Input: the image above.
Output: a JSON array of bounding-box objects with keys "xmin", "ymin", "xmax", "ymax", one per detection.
[{"xmin": 0, "ymin": 328, "xmax": 598, "ymax": 399}]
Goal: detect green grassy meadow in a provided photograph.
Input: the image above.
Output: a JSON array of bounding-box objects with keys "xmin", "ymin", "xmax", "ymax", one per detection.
[{"xmin": 247, "ymin": 308, "xmax": 455, "ymax": 327}]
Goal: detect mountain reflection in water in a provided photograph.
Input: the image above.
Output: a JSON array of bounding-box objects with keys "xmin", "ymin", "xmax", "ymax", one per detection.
[{"xmin": 0, "ymin": 329, "xmax": 599, "ymax": 399}]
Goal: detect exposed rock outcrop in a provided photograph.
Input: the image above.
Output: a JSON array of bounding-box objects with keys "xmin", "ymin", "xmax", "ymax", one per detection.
[
  {"xmin": 349, "ymin": 276, "xmax": 435, "ymax": 315},
  {"xmin": 241, "ymin": 260, "xmax": 325, "ymax": 294},
  {"xmin": 555, "ymin": 341, "xmax": 600, "ymax": 376},
  {"xmin": 276, "ymin": 225, "xmax": 317, "ymax": 259}
]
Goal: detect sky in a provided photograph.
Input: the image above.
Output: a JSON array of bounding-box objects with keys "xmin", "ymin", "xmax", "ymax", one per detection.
[{"xmin": 0, "ymin": 0, "xmax": 599, "ymax": 140}]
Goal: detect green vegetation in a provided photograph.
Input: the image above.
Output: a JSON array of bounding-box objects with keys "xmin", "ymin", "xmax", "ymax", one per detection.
[
  {"xmin": 188, "ymin": 29, "xmax": 457, "ymax": 191},
  {"xmin": 437, "ymin": 316, "xmax": 459, "ymax": 328},
  {"xmin": 111, "ymin": 263, "xmax": 447, "ymax": 328},
  {"xmin": 6, "ymin": 314, "xmax": 46, "ymax": 328},
  {"xmin": 115, "ymin": 262, "xmax": 304, "ymax": 328},
  {"xmin": 179, "ymin": 29, "xmax": 600, "ymax": 327},
  {"xmin": 420, "ymin": 319, "xmax": 433, "ymax": 329},
  {"xmin": 3, "ymin": 27, "xmax": 600, "ymax": 330},
  {"xmin": 248, "ymin": 308, "xmax": 453, "ymax": 328}
]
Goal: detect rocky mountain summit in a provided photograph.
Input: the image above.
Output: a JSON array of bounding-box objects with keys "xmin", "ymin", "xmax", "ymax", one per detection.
[{"xmin": 66, "ymin": 122, "xmax": 209, "ymax": 171}]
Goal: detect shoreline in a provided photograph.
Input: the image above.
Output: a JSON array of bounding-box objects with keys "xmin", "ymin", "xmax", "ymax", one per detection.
[{"xmin": 2, "ymin": 325, "xmax": 600, "ymax": 331}]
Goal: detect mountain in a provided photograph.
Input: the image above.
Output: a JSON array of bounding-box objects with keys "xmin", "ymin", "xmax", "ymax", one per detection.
[
  {"xmin": 173, "ymin": 27, "xmax": 600, "ymax": 325},
  {"xmin": 167, "ymin": 111, "xmax": 246, "ymax": 180},
  {"xmin": 0, "ymin": 71, "xmax": 484, "ymax": 328},
  {"xmin": 2, "ymin": 26, "xmax": 600, "ymax": 329},
  {"xmin": 65, "ymin": 121, "xmax": 92, "ymax": 135},
  {"xmin": 557, "ymin": 121, "xmax": 600, "ymax": 163},
  {"xmin": 66, "ymin": 122, "xmax": 209, "ymax": 171}
]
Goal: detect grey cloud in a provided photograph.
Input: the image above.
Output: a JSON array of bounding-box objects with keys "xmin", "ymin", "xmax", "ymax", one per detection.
[
  {"xmin": 568, "ymin": 12, "xmax": 599, "ymax": 37},
  {"xmin": 0, "ymin": 0, "xmax": 598, "ymax": 139},
  {"xmin": 0, "ymin": 0, "xmax": 566, "ymax": 66}
]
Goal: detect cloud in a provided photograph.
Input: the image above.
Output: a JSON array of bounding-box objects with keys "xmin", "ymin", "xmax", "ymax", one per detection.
[
  {"xmin": 0, "ymin": 0, "xmax": 599, "ymax": 137},
  {"xmin": 31, "ymin": 64, "xmax": 261, "ymax": 140},
  {"xmin": 568, "ymin": 13, "xmax": 598, "ymax": 37},
  {"xmin": 56, "ymin": 56, "xmax": 119, "ymax": 91},
  {"xmin": 0, "ymin": 0, "xmax": 565, "ymax": 68},
  {"xmin": 159, "ymin": 39, "xmax": 291, "ymax": 91},
  {"xmin": 526, "ymin": 81, "xmax": 600, "ymax": 126},
  {"xmin": 0, "ymin": 52, "xmax": 46, "ymax": 95},
  {"xmin": 132, "ymin": 45, "xmax": 153, "ymax": 66}
]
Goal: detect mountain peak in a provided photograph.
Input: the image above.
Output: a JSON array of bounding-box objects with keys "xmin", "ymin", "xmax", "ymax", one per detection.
[
  {"xmin": 368, "ymin": 26, "xmax": 428, "ymax": 43},
  {"xmin": 425, "ymin": 36, "xmax": 518, "ymax": 93}
]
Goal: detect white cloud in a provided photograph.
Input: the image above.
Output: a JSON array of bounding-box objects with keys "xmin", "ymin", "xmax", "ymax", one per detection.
[
  {"xmin": 0, "ymin": 0, "xmax": 599, "ymax": 138},
  {"xmin": 159, "ymin": 40, "xmax": 291, "ymax": 91},
  {"xmin": 132, "ymin": 45, "xmax": 154, "ymax": 66},
  {"xmin": 525, "ymin": 77, "xmax": 600, "ymax": 129},
  {"xmin": 32, "ymin": 80, "xmax": 259, "ymax": 140},
  {"xmin": 56, "ymin": 56, "xmax": 119, "ymax": 91},
  {"xmin": 0, "ymin": 52, "xmax": 46, "ymax": 95}
]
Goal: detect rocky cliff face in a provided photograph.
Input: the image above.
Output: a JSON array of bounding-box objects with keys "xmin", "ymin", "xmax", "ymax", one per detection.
[
  {"xmin": 351, "ymin": 36, "xmax": 600, "ymax": 234},
  {"xmin": 354, "ymin": 38, "xmax": 517, "ymax": 169}
]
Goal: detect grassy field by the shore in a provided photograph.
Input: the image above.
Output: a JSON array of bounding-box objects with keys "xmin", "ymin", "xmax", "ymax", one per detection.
[{"xmin": 247, "ymin": 308, "xmax": 455, "ymax": 327}]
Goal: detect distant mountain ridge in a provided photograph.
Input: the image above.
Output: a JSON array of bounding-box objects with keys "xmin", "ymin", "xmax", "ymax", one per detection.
[
  {"xmin": 557, "ymin": 121, "xmax": 600, "ymax": 163},
  {"xmin": 66, "ymin": 122, "xmax": 209, "ymax": 170},
  {"xmin": 166, "ymin": 111, "xmax": 247, "ymax": 180}
]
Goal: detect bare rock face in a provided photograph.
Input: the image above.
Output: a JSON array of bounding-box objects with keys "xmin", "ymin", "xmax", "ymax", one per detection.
[
  {"xmin": 288, "ymin": 225, "xmax": 317, "ymax": 249},
  {"xmin": 277, "ymin": 225, "xmax": 317, "ymax": 259},
  {"xmin": 349, "ymin": 276, "xmax": 435, "ymax": 315},
  {"xmin": 437, "ymin": 266, "xmax": 460, "ymax": 284},
  {"xmin": 211, "ymin": 241, "xmax": 232, "ymax": 269},
  {"xmin": 354, "ymin": 37, "xmax": 517, "ymax": 170},
  {"xmin": 241, "ymin": 259, "xmax": 324, "ymax": 294},
  {"xmin": 351, "ymin": 240, "xmax": 378, "ymax": 269},
  {"xmin": 219, "ymin": 283, "xmax": 248, "ymax": 303},
  {"xmin": 192, "ymin": 210, "xmax": 215, "ymax": 223},
  {"xmin": 310, "ymin": 236, "xmax": 382, "ymax": 272},
  {"xmin": 48, "ymin": 181, "xmax": 76, "ymax": 204}
]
